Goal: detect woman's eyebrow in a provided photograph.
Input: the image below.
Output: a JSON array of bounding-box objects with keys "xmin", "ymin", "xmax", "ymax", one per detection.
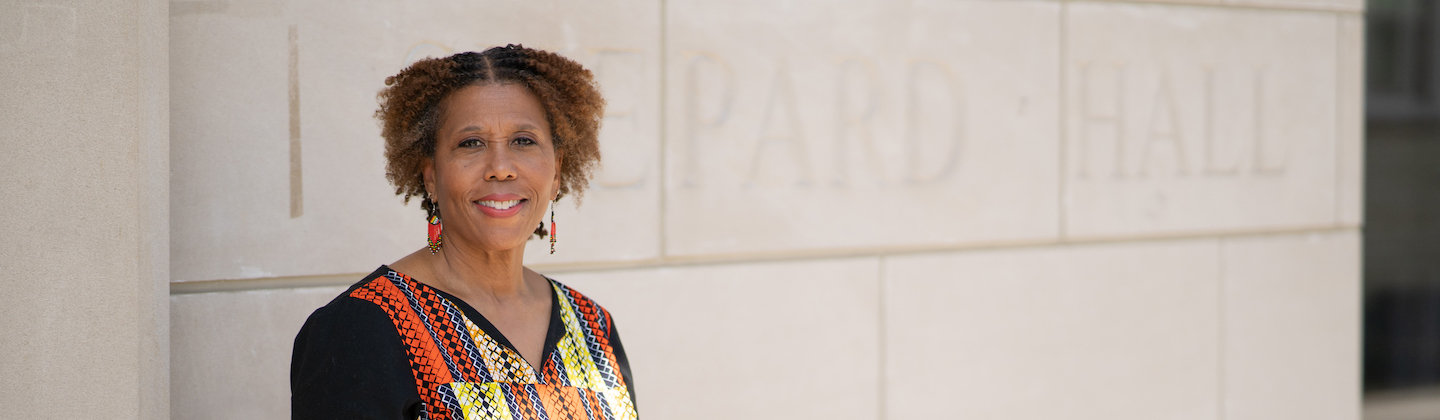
[
  {"xmin": 455, "ymin": 123, "xmax": 542, "ymax": 134},
  {"xmin": 455, "ymin": 125, "xmax": 486, "ymax": 134}
]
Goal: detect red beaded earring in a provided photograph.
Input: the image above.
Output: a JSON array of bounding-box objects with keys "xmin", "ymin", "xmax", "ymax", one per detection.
[
  {"xmin": 428, "ymin": 214, "xmax": 443, "ymax": 254},
  {"xmin": 549, "ymin": 197, "xmax": 557, "ymax": 254},
  {"xmin": 426, "ymin": 196, "xmax": 442, "ymax": 254}
]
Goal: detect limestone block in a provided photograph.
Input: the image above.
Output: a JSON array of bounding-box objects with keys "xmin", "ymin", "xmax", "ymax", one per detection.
[
  {"xmin": 1064, "ymin": 3, "xmax": 1339, "ymax": 238},
  {"xmin": 0, "ymin": 0, "xmax": 169, "ymax": 417},
  {"xmin": 1220, "ymin": 230, "xmax": 1360, "ymax": 420},
  {"xmin": 170, "ymin": 286, "xmax": 347, "ymax": 420},
  {"xmin": 1144, "ymin": 0, "xmax": 1224, "ymax": 5},
  {"xmin": 554, "ymin": 258, "xmax": 881, "ymax": 420},
  {"xmin": 663, "ymin": 0, "xmax": 1061, "ymax": 256},
  {"xmin": 1224, "ymin": 0, "xmax": 1364, "ymax": 12},
  {"xmin": 1337, "ymin": 15, "xmax": 1363, "ymax": 226},
  {"xmin": 1108, "ymin": 0, "xmax": 1363, "ymax": 12},
  {"xmin": 170, "ymin": 0, "xmax": 662, "ymax": 282},
  {"xmin": 884, "ymin": 239, "xmax": 1221, "ymax": 419}
]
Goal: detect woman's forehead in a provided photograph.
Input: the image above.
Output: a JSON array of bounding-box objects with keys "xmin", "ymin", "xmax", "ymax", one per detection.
[{"xmin": 439, "ymin": 83, "xmax": 548, "ymax": 133}]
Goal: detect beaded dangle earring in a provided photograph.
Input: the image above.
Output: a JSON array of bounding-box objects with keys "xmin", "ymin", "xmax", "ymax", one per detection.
[
  {"xmin": 426, "ymin": 197, "xmax": 443, "ymax": 254},
  {"xmin": 549, "ymin": 197, "xmax": 558, "ymax": 254}
]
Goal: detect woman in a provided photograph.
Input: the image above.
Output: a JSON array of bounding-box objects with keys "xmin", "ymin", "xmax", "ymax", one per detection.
[{"xmin": 291, "ymin": 45, "xmax": 638, "ymax": 420}]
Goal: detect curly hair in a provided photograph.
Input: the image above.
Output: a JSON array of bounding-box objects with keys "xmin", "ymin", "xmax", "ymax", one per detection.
[{"xmin": 376, "ymin": 45, "xmax": 605, "ymax": 231}]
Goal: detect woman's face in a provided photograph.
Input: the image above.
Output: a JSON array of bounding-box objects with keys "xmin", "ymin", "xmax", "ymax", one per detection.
[{"xmin": 424, "ymin": 83, "xmax": 560, "ymax": 253}]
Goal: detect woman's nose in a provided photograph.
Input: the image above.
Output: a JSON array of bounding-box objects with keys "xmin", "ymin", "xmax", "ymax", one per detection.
[{"xmin": 483, "ymin": 147, "xmax": 518, "ymax": 181}]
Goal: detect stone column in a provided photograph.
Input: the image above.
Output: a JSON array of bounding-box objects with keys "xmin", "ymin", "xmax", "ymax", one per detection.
[{"xmin": 0, "ymin": 0, "xmax": 169, "ymax": 418}]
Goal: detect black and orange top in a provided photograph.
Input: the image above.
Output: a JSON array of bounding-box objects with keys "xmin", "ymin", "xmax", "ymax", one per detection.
[{"xmin": 291, "ymin": 266, "xmax": 638, "ymax": 420}]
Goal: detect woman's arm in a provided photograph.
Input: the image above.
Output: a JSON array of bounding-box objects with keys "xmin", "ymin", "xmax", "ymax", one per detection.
[{"xmin": 291, "ymin": 296, "xmax": 422, "ymax": 420}]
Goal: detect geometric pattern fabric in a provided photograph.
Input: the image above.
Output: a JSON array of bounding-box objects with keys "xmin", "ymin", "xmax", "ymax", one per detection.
[{"xmin": 350, "ymin": 270, "xmax": 639, "ymax": 420}]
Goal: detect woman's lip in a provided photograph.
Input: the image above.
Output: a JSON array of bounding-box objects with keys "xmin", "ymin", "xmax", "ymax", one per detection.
[
  {"xmin": 475, "ymin": 197, "xmax": 526, "ymax": 218},
  {"xmin": 479, "ymin": 194, "xmax": 523, "ymax": 201}
]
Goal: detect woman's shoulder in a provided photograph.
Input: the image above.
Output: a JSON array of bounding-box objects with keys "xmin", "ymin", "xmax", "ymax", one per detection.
[
  {"xmin": 298, "ymin": 266, "xmax": 401, "ymax": 334},
  {"xmin": 323, "ymin": 264, "xmax": 418, "ymax": 308},
  {"xmin": 291, "ymin": 267, "xmax": 410, "ymax": 383},
  {"xmin": 291, "ymin": 266, "xmax": 422, "ymax": 419}
]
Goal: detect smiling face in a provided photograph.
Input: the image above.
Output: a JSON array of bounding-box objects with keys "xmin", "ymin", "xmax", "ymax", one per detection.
[{"xmin": 423, "ymin": 83, "xmax": 561, "ymax": 253}]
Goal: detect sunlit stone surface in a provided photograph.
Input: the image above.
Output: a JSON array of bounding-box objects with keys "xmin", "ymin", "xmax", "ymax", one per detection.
[
  {"xmin": 1064, "ymin": 2, "xmax": 1340, "ymax": 238},
  {"xmin": 663, "ymin": 0, "xmax": 1062, "ymax": 256},
  {"xmin": 161, "ymin": 0, "xmax": 1365, "ymax": 418}
]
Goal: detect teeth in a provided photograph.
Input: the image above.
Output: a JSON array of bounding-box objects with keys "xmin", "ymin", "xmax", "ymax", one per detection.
[{"xmin": 479, "ymin": 199, "xmax": 521, "ymax": 210}]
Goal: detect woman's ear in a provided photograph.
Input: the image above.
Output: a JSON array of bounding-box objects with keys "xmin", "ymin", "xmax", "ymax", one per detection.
[
  {"xmin": 422, "ymin": 157, "xmax": 436, "ymax": 198},
  {"xmin": 552, "ymin": 151, "xmax": 564, "ymax": 200}
]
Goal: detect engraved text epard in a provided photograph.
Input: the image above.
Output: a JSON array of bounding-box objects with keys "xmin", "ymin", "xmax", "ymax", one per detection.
[{"xmin": 682, "ymin": 53, "xmax": 966, "ymax": 188}]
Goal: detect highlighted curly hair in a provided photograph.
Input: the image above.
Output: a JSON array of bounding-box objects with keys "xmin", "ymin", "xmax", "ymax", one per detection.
[{"xmin": 376, "ymin": 45, "xmax": 605, "ymax": 220}]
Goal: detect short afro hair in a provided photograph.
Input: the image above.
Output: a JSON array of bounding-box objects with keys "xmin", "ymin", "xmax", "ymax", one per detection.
[{"xmin": 376, "ymin": 45, "xmax": 605, "ymax": 216}]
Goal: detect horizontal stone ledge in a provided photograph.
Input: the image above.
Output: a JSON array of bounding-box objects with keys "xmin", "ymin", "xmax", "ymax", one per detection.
[
  {"xmin": 170, "ymin": 223, "xmax": 1359, "ymax": 295},
  {"xmin": 1069, "ymin": 0, "xmax": 1362, "ymax": 14}
]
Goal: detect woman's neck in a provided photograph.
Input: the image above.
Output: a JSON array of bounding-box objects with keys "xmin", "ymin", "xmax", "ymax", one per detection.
[
  {"xmin": 390, "ymin": 242, "xmax": 544, "ymax": 305},
  {"xmin": 434, "ymin": 244, "xmax": 534, "ymax": 300},
  {"xmin": 434, "ymin": 240, "xmax": 541, "ymax": 302}
]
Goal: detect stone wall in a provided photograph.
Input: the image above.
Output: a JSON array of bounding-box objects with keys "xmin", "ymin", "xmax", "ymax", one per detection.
[
  {"xmin": 0, "ymin": 0, "xmax": 170, "ymax": 418},
  {"xmin": 161, "ymin": 0, "xmax": 1363, "ymax": 418}
]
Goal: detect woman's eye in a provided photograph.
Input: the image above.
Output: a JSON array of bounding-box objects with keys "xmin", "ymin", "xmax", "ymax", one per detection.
[
  {"xmin": 459, "ymin": 138, "xmax": 484, "ymax": 148},
  {"xmin": 514, "ymin": 137, "xmax": 537, "ymax": 146}
]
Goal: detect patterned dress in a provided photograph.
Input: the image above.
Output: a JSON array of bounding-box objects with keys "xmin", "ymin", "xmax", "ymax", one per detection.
[{"xmin": 292, "ymin": 266, "xmax": 638, "ymax": 420}]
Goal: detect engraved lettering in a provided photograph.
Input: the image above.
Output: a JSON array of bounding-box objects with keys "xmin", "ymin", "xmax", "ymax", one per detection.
[
  {"xmin": 833, "ymin": 58, "xmax": 885, "ymax": 185},
  {"xmin": 747, "ymin": 61, "xmax": 813, "ymax": 186},
  {"xmin": 905, "ymin": 60, "xmax": 963, "ymax": 183},
  {"xmin": 1139, "ymin": 70, "xmax": 1188, "ymax": 177},
  {"xmin": 681, "ymin": 53, "xmax": 734, "ymax": 187},
  {"xmin": 1251, "ymin": 68, "xmax": 1285, "ymax": 175},
  {"xmin": 1073, "ymin": 61, "xmax": 1289, "ymax": 181},
  {"xmin": 1203, "ymin": 66, "xmax": 1240, "ymax": 176}
]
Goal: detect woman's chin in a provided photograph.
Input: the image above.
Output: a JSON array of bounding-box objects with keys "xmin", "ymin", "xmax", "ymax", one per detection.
[{"xmin": 451, "ymin": 229, "xmax": 536, "ymax": 252}]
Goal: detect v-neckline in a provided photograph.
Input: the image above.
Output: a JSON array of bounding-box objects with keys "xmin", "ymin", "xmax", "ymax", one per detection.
[{"xmin": 382, "ymin": 265, "xmax": 566, "ymax": 376}]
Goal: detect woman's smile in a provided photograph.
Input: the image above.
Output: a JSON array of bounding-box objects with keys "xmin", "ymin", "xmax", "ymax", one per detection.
[{"xmin": 475, "ymin": 193, "xmax": 526, "ymax": 217}]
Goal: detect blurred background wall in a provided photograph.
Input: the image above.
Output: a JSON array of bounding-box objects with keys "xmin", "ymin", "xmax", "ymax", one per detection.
[
  {"xmin": 1362, "ymin": 0, "xmax": 1440, "ymax": 418},
  {"xmin": 3, "ymin": 0, "xmax": 1406, "ymax": 418}
]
